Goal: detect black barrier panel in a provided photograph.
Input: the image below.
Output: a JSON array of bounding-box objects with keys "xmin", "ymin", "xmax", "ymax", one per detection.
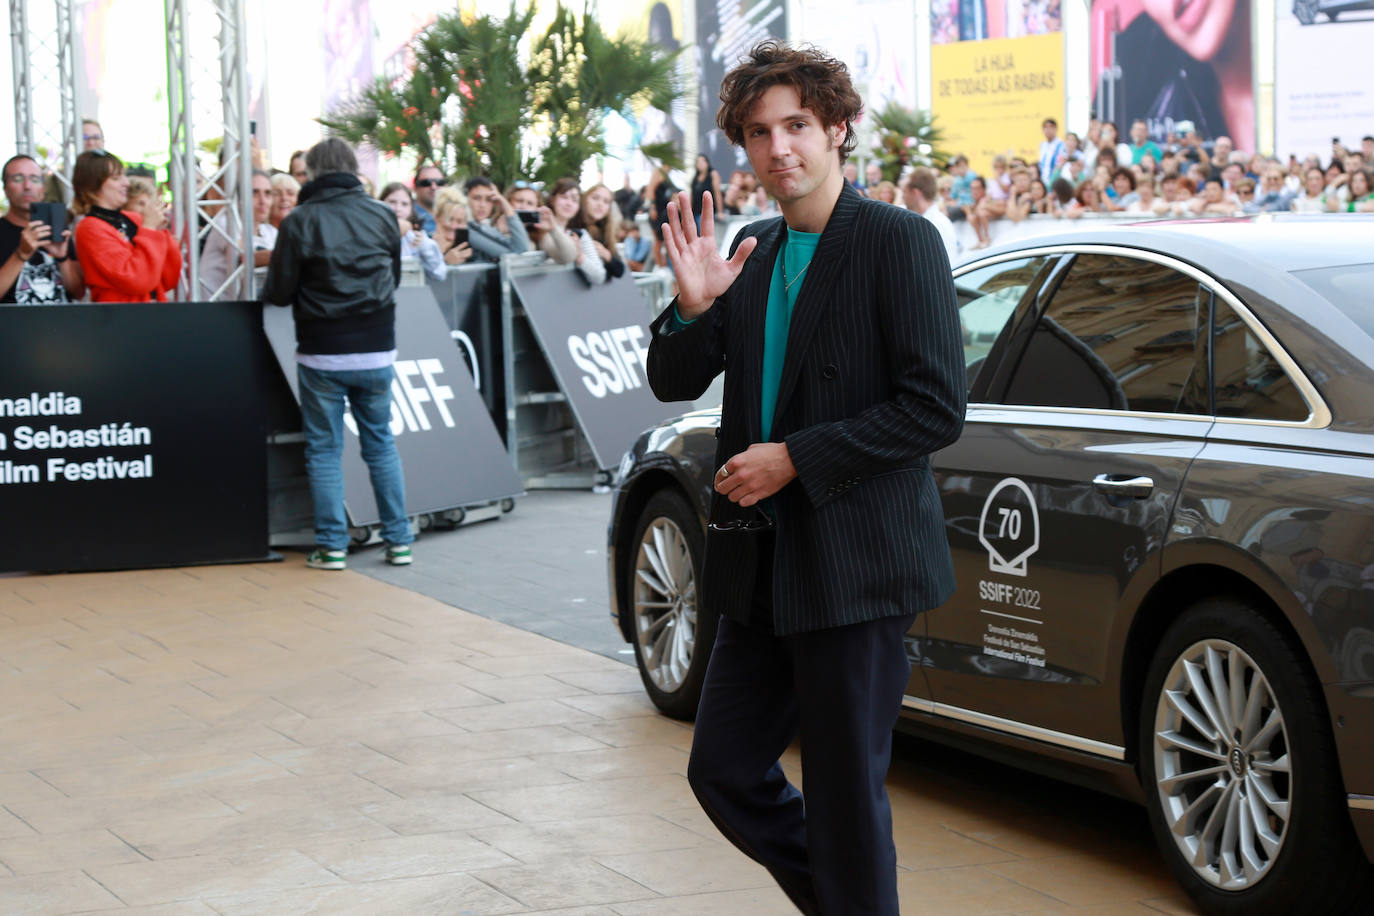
[
  {"xmin": 263, "ymin": 302, "xmax": 522, "ymax": 526},
  {"xmin": 397, "ymin": 266, "xmax": 506, "ymax": 437},
  {"xmin": 509, "ymin": 271, "xmax": 694, "ymax": 470},
  {"xmin": 0, "ymin": 302, "xmax": 270, "ymax": 572}
]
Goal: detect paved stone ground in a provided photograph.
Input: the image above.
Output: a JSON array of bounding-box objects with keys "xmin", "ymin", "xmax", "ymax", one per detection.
[{"xmin": 360, "ymin": 490, "xmax": 629, "ymax": 664}]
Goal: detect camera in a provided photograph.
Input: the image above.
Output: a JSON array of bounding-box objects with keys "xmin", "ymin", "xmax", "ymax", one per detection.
[{"xmin": 516, "ymin": 209, "xmax": 541, "ymax": 226}]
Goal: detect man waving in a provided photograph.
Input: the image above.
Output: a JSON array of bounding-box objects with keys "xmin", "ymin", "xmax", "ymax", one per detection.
[{"xmin": 647, "ymin": 40, "xmax": 967, "ymax": 915}]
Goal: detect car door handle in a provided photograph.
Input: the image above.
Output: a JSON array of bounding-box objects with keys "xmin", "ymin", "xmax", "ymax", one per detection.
[{"xmin": 1092, "ymin": 474, "xmax": 1154, "ymax": 499}]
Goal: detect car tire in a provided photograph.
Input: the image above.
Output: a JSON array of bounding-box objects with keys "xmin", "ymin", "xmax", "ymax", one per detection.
[
  {"xmin": 1294, "ymin": 0, "xmax": 1317, "ymax": 23},
  {"xmin": 626, "ymin": 489, "xmax": 714, "ymax": 720},
  {"xmin": 1139, "ymin": 597, "xmax": 1369, "ymax": 914}
]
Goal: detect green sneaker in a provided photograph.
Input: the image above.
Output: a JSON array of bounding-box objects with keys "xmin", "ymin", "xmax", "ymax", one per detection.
[
  {"xmin": 385, "ymin": 544, "xmax": 413, "ymax": 566},
  {"xmin": 306, "ymin": 548, "xmax": 347, "ymax": 570}
]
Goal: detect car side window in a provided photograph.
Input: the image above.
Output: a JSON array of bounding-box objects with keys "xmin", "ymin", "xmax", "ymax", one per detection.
[
  {"xmin": 1212, "ymin": 300, "xmax": 1309, "ymax": 422},
  {"xmin": 953, "ymin": 256, "xmax": 1053, "ymax": 393},
  {"xmin": 998, "ymin": 254, "xmax": 1208, "ymax": 414}
]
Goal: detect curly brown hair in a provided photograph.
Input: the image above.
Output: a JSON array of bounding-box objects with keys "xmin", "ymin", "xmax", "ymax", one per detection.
[{"xmin": 716, "ymin": 41, "xmax": 863, "ymax": 162}]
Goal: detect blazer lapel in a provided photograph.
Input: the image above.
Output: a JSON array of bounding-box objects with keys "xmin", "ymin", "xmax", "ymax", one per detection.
[
  {"xmin": 771, "ymin": 184, "xmax": 861, "ymax": 427},
  {"xmin": 736, "ymin": 218, "xmax": 783, "ymax": 443}
]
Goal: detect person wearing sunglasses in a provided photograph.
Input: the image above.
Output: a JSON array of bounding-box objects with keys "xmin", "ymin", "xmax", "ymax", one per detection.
[{"xmin": 411, "ymin": 164, "xmax": 447, "ymax": 234}]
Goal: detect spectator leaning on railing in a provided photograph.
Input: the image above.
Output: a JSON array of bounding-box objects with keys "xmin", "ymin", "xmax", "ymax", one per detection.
[
  {"xmin": 542, "ymin": 177, "xmax": 604, "ymax": 284},
  {"xmin": 72, "ymin": 149, "xmax": 181, "ymax": 303},
  {"xmin": 462, "ymin": 176, "xmax": 532, "ymax": 262},
  {"xmin": 570, "ymin": 182, "xmax": 625, "ymax": 281},
  {"xmin": 269, "ymin": 172, "xmax": 299, "ymax": 229},
  {"xmin": 411, "ymin": 164, "xmax": 445, "ymax": 234},
  {"xmin": 431, "ymin": 187, "xmax": 474, "ymax": 267},
  {"xmin": 378, "ymin": 181, "xmax": 444, "ymax": 281},
  {"xmin": 1, "ymin": 154, "xmax": 84, "ymax": 303},
  {"xmin": 199, "ymin": 169, "xmax": 276, "ymax": 298}
]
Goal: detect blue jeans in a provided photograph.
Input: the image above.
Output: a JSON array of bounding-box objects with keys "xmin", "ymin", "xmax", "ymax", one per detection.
[{"xmin": 297, "ymin": 364, "xmax": 412, "ymax": 550}]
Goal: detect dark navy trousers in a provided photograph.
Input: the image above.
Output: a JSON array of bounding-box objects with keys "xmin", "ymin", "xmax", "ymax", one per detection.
[{"xmin": 686, "ymin": 539, "xmax": 917, "ymax": 915}]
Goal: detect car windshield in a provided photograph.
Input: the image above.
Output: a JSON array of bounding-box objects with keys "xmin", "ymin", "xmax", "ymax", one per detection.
[{"xmin": 1291, "ymin": 263, "xmax": 1374, "ymax": 338}]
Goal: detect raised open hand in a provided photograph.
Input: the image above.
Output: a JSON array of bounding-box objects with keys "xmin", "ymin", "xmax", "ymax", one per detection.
[{"xmin": 663, "ymin": 189, "xmax": 756, "ymax": 319}]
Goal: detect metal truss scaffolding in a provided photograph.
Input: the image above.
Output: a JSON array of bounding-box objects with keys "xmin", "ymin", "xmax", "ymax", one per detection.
[
  {"xmin": 10, "ymin": 0, "xmax": 253, "ymax": 299},
  {"xmin": 166, "ymin": 0, "xmax": 253, "ymax": 301},
  {"xmin": 9, "ymin": 0, "xmax": 81, "ymax": 199}
]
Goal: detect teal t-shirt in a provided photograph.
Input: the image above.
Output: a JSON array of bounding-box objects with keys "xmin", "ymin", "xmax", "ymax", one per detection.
[
  {"xmin": 664, "ymin": 226, "xmax": 821, "ymax": 442},
  {"xmin": 761, "ymin": 229, "xmax": 820, "ymax": 441}
]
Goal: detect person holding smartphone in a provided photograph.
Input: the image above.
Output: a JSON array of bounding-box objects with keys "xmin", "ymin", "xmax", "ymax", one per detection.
[
  {"xmin": 0, "ymin": 154, "xmax": 84, "ymax": 303},
  {"xmin": 461, "ymin": 176, "xmax": 531, "ymax": 262},
  {"xmin": 430, "ymin": 189, "xmax": 474, "ymax": 266}
]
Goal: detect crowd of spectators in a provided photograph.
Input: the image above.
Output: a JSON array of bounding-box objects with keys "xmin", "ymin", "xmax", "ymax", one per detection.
[
  {"xmin": 4, "ymin": 115, "xmax": 1371, "ymax": 306},
  {"xmin": 917, "ymin": 118, "xmax": 1374, "ymax": 252}
]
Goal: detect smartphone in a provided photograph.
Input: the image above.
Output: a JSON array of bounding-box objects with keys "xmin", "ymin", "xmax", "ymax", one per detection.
[
  {"xmin": 516, "ymin": 209, "xmax": 541, "ymax": 226},
  {"xmin": 29, "ymin": 202, "xmax": 65, "ymax": 240},
  {"xmin": 251, "ymin": 119, "xmax": 258, "ymax": 137},
  {"xmin": 453, "ymin": 227, "xmax": 469, "ymax": 247}
]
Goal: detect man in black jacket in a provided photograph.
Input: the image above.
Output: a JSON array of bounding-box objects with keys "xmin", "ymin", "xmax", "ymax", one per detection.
[
  {"xmin": 648, "ymin": 42, "xmax": 965, "ymax": 914},
  {"xmin": 263, "ymin": 138, "xmax": 414, "ymax": 570}
]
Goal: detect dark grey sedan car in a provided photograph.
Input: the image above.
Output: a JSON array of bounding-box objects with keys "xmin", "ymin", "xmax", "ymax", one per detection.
[{"xmin": 607, "ymin": 216, "xmax": 1374, "ymax": 913}]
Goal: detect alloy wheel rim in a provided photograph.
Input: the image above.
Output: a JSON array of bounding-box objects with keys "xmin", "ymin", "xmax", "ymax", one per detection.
[
  {"xmin": 1153, "ymin": 638, "xmax": 1291, "ymax": 891},
  {"xmin": 632, "ymin": 517, "xmax": 696, "ymax": 692}
]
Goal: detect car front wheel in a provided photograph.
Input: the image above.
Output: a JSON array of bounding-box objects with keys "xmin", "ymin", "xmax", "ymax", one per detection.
[
  {"xmin": 1140, "ymin": 597, "xmax": 1369, "ymax": 914},
  {"xmin": 626, "ymin": 489, "xmax": 714, "ymax": 720}
]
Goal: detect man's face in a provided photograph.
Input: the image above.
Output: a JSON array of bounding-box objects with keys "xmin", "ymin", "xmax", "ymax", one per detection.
[
  {"xmin": 1222, "ymin": 163, "xmax": 1243, "ymax": 186},
  {"xmin": 901, "ymin": 181, "xmax": 920, "ymax": 210},
  {"xmin": 743, "ymin": 84, "xmax": 845, "ymax": 207},
  {"xmin": 1214, "ymin": 136, "xmax": 1233, "ymax": 160},
  {"xmin": 1130, "ymin": 121, "xmax": 1147, "ymax": 144},
  {"xmin": 82, "ymin": 123, "xmax": 104, "ymax": 151},
  {"xmin": 290, "ymin": 157, "xmax": 307, "ymax": 185},
  {"xmin": 251, "ymin": 174, "xmax": 272, "ymax": 224},
  {"xmin": 865, "ymin": 162, "xmax": 881, "ymax": 186},
  {"xmin": 2, "ymin": 158, "xmax": 43, "ymax": 216},
  {"xmin": 843, "ymin": 162, "xmax": 858, "ymax": 183},
  {"xmin": 467, "ymin": 184, "xmax": 497, "ymax": 221},
  {"xmin": 1363, "ymin": 138, "xmax": 1374, "ymax": 160},
  {"xmin": 414, "ymin": 167, "xmax": 445, "ymax": 208},
  {"xmin": 1043, "ymin": 122, "xmax": 1057, "ymax": 141}
]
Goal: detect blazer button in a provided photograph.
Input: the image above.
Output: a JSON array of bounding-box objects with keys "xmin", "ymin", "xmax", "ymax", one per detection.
[{"xmin": 821, "ymin": 364, "xmax": 838, "ymax": 380}]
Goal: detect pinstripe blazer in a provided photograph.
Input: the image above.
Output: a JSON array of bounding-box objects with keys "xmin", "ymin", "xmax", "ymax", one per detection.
[{"xmin": 647, "ymin": 184, "xmax": 967, "ymax": 635}]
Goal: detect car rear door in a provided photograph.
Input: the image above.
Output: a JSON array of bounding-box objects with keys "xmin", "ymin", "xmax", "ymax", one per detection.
[{"xmin": 922, "ymin": 248, "xmax": 1216, "ymax": 754}]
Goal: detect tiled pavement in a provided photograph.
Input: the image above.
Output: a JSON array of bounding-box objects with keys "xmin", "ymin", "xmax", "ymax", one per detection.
[{"xmin": 0, "ymin": 561, "xmax": 1198, "ymax": 914}]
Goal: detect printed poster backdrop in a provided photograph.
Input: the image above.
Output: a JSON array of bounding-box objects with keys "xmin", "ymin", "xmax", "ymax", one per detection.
[
  {"xmin": 931, "ymin": 0, "xmax": 1061, "ymax": 42},
  {"xmin": 931, "ymin": 32, "xmax": 1065, "ymax": 177},
  {"xmin": 1088, "ymin": 0, "xmax": 1254, "ymax": 149},
  {"xmin": 1275, "ymin": 2, "xmax": 1374, "ymax": 159},
  {"xmin": 697, "ymin": 0, "xmax": 787, "ymax": 176},
  {"xmin": 798, "ymin": 0, "xmax": 918, "ymax": 115},
  {"xmin": 590, "ymin": 0, "xmax": 689, "ymax": 188}
]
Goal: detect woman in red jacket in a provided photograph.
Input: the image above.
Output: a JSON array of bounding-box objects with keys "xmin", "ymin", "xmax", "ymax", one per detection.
[{"xmin": 72, "ymin": 150, "xmax": 182, "ymax": 302}]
